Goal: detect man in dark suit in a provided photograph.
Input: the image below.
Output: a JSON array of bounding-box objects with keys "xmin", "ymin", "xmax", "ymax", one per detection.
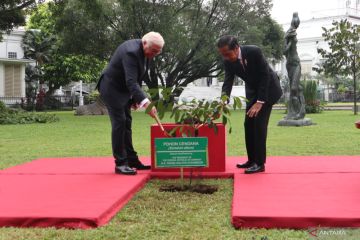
[
  {"xmin": 217, "ymin": 35, "xmax": 282, "ymax": 174},
  {"xmin": 97, "ymin": 32, "xmax": 164, "ymax": 175}
]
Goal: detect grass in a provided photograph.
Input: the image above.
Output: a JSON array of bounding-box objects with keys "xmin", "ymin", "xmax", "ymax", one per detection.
[
  {"xmin": 0, "ymin": 110, "xmax": 360, "ymax": 239},
  {"xmin": 325, "ymin": 102, "xmax": 357, "ymax": 106},
  {"xmin": 274, "ymin": 102, "xmax": 359, "ymax": 107}
]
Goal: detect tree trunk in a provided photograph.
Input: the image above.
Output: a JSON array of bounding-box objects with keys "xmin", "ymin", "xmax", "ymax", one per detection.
[
  {"xmin": 352, "ymin": 54, "xmax": 357, "ymax": 115},
  {"xmin": 354, "ymin": 69, "xmax": 357, "ymax": 115}
]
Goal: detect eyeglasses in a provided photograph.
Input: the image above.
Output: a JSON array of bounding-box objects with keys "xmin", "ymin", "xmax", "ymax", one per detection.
[{"xmin": 150, "ymin": 47, "xmax": 162, "ymax": 56}]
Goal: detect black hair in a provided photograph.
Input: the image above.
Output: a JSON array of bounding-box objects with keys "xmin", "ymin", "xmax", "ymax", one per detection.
[{"xmin": 217, "ymin": 35, "xmax": 239, "ymax": 50}]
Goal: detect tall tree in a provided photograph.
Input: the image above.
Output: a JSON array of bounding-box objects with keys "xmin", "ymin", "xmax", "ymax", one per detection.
[
  {"xmin": 56, "ymin": 0, "xmax": 283, "ymax": 97},
  {"xmin": 42, "ymin": 54, "xmax": 107, "ymax": 94},
  {"xmin": 26, "ymin": 1, "xmax": 107, "ymax": 95},
  {"xmin": 317, "ymin": 19, "xmax": 360, "ymax": 114},
  {"xmin": 22, "ymin": 30, "xmax": 56, "ymax": 67}
]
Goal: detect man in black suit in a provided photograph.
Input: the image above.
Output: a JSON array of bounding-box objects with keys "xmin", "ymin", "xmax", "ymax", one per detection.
[
  {"xmin": 217, "ymin": 35, "xmax": 282, "ymax": 174},
  {"xmin": 97, "ymin": 32, "xmax": 164, "ymax": 175}
]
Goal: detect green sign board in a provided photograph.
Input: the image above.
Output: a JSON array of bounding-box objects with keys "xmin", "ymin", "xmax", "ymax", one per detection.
[{"xmin": 155, "ymin": 137, "xmax": 208, "ymax": 168}]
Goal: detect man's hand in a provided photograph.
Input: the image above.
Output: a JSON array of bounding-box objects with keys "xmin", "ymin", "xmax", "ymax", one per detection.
[
  {"xmin": 144, "ymin": 101, "xmax": 157, "ymax": 118},
  {"xmin": 246, "ymin": 102, "xmax": 264, "ymax": 118}
]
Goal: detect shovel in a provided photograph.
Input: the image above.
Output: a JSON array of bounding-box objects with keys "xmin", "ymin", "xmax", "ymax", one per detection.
[{"xmin": 154, "ymin": 113, "xmax": 171, "ymax": 137}]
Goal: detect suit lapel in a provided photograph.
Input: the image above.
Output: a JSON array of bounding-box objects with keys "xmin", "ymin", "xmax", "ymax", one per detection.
[
  {"xmin": 240, "ymin": 46, "xmax": 247, "ymax": 72},
  {"xmin": 140, "ymin": 58, "xmax": 149, "ymax": 82}
]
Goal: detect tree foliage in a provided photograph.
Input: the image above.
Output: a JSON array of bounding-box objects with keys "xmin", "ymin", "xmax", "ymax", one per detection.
[
  {"xmin": 25, "ymin": 1, "xmax": 106, "ymax": 95},
  {"xmin": 0, "ymin": 0, "xmax": 44, "ymax": 40},
  {"xmin": 317, "ymin": 19, "xmax": 360, "ymax": 114},
  {"xmin": 55, "ymin": 0, "xmax": 284, "ymax": 97},
  {"xmin": 42, "ymin": 54, "xmax": 107, "ymax": 94},
  {"xmin": 22, "ymin": 30, "xmax": 56, "ymax": 66}
]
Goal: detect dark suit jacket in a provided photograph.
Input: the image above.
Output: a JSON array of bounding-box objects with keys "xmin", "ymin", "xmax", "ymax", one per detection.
[
  {"xmin": 222, "ymin": 45, "xmax": 282, "ymax": 107},
  {"xmin": 96, "ymin": 39, "xmax": 148, "ymax": 104}
]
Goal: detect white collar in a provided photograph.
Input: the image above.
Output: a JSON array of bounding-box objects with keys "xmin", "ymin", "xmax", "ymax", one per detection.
[{"xmin": 237, "ymin": 47, "xmax": 242, "ymax": 60}]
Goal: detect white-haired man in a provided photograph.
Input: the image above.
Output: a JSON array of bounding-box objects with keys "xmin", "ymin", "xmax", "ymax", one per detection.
[{"xmin": 96, "ymin": 32, "xmax": 164, "ymax": 175}]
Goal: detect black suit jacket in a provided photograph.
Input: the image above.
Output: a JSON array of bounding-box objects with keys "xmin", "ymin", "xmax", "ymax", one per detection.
[
  {"xmin": 96, "ymin": 39, "xmax": 148, "ymax": 104},
  {"xmin": 221, "ymin": 45, "xmax": 282, "ymax": 106}
]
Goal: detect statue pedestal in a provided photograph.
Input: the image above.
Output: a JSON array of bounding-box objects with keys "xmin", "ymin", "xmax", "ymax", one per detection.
[{"xmin": 277, "ymin": 118, "xmax": 313, "ymax": 127}]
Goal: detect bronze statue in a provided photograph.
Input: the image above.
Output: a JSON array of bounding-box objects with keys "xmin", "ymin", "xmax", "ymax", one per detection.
[{"xmin": 283, "ymin": 12, "xmax": 305, "ymax": 120}]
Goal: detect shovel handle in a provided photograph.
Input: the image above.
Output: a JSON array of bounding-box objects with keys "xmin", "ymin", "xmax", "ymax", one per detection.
[{"xmin": 154, "ymin": 114, "xmax": 165, "ymax": 132}]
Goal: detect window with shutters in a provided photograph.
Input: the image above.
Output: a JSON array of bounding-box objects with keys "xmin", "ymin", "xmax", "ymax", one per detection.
[
  {"xmin": 300, "ymin": 61, "xmax": 313, "ymax": 75},
  {"xmin": 4, "ymin": 64, "xmax": 22, "ymax": 97}
]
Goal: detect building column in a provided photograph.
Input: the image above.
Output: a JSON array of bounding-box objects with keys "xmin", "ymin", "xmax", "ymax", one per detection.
[
  {"xmin": 20, "ymin": 64, "xmax": 25, "ymax": 97},
  {"xmin": 0, "ymin": 63, "xmax": 4, "ymax": 96}
]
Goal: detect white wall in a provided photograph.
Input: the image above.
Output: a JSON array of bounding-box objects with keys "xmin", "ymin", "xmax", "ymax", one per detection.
[
  {"xmin": 277, "ymin": 15, "xmax": 360, "ymax": 78},
  {"xmin": 179, "ymin": 85, "xmax": 246, "ymax": 107},
  {"xmin": 0, "ymin": 27, "xmax": 29, "ymax": 97},
  {"xmin": 0, "ymin": 28, "xmax": 26, "ymax": 59}
]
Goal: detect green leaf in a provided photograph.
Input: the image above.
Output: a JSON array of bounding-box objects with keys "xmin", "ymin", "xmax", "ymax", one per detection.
[
  {"xmin": 234, "ymin": 97, "xmax": 242, "ymax": 110},
  {"xmin": 157, "ymin": 100, "xmax": 165, "ymax": 119},
  {"xmin": 233, "ymin": 99, "xmax": 237, "ymax": 110},
  {"xmin": 170, "ymin": 106, "xmax": 179, "ymax": 118},
  {"xmin": 222, "ymin": 116, "xmax": 227, "ymax": 125},
  {"xmin": 221, "ymin": 95, "xmax": 229, "ymax": 103},
  {"xmin": 169, "ymin": 127, "xmax": 179, "ymax": 137},
  {"xmin": 175, "ymin": 110, "xmax": 180, "ymax": 123},
  {"xmin": 204, "ymin": 102, "xmax": 210, "ymax": 111}
]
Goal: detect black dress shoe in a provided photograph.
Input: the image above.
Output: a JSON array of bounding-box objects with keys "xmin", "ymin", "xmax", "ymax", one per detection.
[
  {"xmin": 128, "ymin": 158, "xmax": 151, "ymax": 170},
  {"xmin": 244, "ymin": 163, "xmax": 265, "ymax": 174},
  {"xmin": 236, "ymin": 161, "xmax": 254, "ymax": 169},
  {"xmin": 115, "ymin": 164, "xmax": 137, "ymax": 175}
]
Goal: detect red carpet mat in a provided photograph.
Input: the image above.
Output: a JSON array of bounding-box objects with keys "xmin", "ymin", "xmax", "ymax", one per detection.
[
  {"xmin": 1, "ymin": 156, "xmax": 359, "ymax": 229},
  {"xmin": 232, "ymin": 172, "xmax": 360, "ymax": 229},
  {"xmin": 0, "ymin": 157, "xmax": 150, "ymax": 229},
  {"xmin": 1, "ymin": 157, "xmax": 151, "ymax": 175},
  {"xmin": 3, "ymin": 156, "xmax": 360, "ymax": 176}
]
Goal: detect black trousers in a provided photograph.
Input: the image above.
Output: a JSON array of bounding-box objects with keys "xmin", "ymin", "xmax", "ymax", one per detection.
[
  {"xmin": 244, "ymin": 103, "xmax": 273, "ymax": 166},
  {"xmin": 98, "ymin": 75, "xmax": 138, "ymax": 166}
]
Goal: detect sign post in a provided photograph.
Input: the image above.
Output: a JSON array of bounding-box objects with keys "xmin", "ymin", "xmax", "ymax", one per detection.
[
  {"xmin": 154, "ymin": 137, "xmax": 209, "ymax": 187},
  {"xmin": 155, "ymin": 137, "xmax": 208, "ymax": 168}
]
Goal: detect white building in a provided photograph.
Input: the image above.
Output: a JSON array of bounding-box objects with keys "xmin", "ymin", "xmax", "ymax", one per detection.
[
  {"xmin": 276, "ymin": 11, "xmax": 360, "ymax": 77},
  {"xmin": 0, "ymin": 27, "xmax": 33, "ymax": 98},
  {"xmin": 273, "ymin": 2, "xmax": 360, "ymax": 101}
]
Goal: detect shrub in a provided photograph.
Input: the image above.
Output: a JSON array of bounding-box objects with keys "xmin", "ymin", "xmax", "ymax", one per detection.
[
  {"xmin": 85, "ymin": 90, "xmax": 100, "ymax": 103},
  {"xmin": 305, "ymin": 100, "xmax": 325, "ymax": 113},
  {"xmin": 0, "ymin": 103, "xmax": 59, "ymax": 125},
  {"xmin": 302, "ymin": 80, "xmax": 324, "ymax": 114},
  {"xmin": 0, "ymin": 101, "xmax": 6, "ymax": 113}
]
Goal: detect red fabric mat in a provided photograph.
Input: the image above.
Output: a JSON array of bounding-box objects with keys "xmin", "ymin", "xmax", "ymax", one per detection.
[
  {"xmin": 2, "ymin": 156, "xmax": 359, "ymax": 176},
  {"xmin": 226, "ymin": 156, "xmax": 360, "ymax": 174},
  {"xmin": 1, "ymin": 156, "xmax": 360, "ymax": 229},
  {"xmin": 0, "ymin": 174, "xmax": 149, "ymax": 228},
  {"xmin": 0, "ymin": 157, "xmax": 151, "ymax": 175},
  {"xmin": 232, "ymin": 172, "xmax": 360, "ymax": 229}
]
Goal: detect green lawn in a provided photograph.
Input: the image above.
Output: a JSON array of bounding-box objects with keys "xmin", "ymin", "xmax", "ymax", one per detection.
[
  {"xmin": 275, "ymin": 102, "xmax": 358, "ymax": 107},
  {"xmin": 0, "ymin": 110, "xmax": 360, "ymax": 240}
]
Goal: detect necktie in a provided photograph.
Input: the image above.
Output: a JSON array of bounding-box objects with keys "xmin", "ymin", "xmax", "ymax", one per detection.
[{"xmin": 240, "ymin": 58, "xmax": 246, "ymax": 72}]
